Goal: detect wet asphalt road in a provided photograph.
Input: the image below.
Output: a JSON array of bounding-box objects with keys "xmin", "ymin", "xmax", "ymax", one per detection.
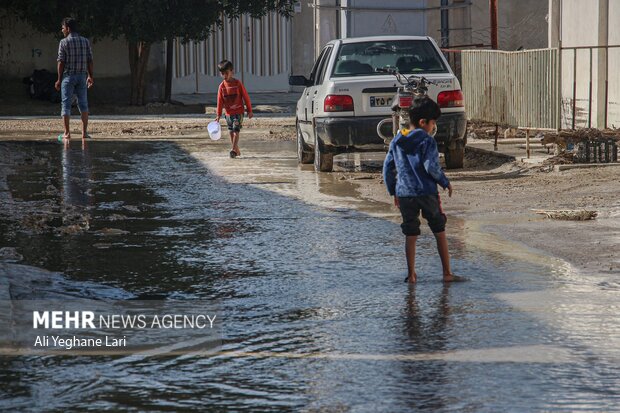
[{"xmin": 0, "ymin": 139, "xmax": 619, "ymax": 412}]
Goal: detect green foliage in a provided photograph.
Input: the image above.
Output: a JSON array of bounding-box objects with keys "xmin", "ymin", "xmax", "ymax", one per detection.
[
  {"xmin": 0, "ymin": 0, "xmax": 116, "ymax": 41},
  {"xmin": 221, "ymin": 0, "xmax": 293, "ymax": 19},
  {"xmin": 0, "ymin": 0, "xmax": 294, "ymax": 42}
]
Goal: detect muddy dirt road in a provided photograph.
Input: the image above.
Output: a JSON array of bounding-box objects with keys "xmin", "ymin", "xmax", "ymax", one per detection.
[
  {"xmin": 355, "ymin": 154, "xmax": 620, "ymax": 277},
  {"xmin": 0, "ymin": 115, "xmax": 296, "ymax": 141},
  {"xmin": 7, "ymin": 112, "xmax": 608, "ymax": 277},
  {"xmin": 0, "ymin": 132, "xmax": 619, "ymax": 411}
]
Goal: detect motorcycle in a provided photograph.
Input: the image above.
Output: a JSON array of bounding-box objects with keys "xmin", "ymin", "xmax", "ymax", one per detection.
[{"xmin": 376, "ymin": 68, "xmax": 437, "ymax": 144}]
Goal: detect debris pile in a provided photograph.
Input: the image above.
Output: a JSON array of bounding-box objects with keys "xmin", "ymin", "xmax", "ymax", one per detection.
[
  {"xmin": 532, "ymin": 209, "xmax": 597, "ymax": 221},
  {"xmin": 541, "ymin": 152, "xmax": 574, "ymax": 165}
]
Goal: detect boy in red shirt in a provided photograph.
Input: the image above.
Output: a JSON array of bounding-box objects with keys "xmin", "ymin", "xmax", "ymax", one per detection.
[{"xmin": 215, "ymin": 60, "xmax": 253, "ymax": 158}]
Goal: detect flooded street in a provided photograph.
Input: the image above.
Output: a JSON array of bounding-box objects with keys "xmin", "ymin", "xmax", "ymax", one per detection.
[{"xmin": 1, "ymin": 139, "xmax": 619, "ymax": 412}]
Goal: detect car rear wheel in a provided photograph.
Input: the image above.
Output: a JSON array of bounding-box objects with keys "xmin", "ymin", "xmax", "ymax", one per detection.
[
  {"xmin": 444, "ymin": 140, "xmax": 465, "ymax": 169},
  {"xmin": 314, "ymin": 133, "xmax": 333, "ymax": 173},
  {"xmin": 297, "ymin": 123, "xmax": 314, "ymax": 164}
]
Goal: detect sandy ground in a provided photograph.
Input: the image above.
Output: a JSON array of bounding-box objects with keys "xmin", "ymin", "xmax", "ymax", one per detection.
[
  {"xmin": 0, "ymin": 116, "xmax": 296, "ymax": 141},
  {"xmin": 1, "ymin": 116, "xmax": 618, "ymax": 277},
  {"xmin": 353, "ymin": 154, "xmax": 620, "ymax": 277}
]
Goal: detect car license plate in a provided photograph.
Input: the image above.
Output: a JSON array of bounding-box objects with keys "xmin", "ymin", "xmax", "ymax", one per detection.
[{"xmin": 370, "ymin": 96, "xmax": 393, "ymax": 107}]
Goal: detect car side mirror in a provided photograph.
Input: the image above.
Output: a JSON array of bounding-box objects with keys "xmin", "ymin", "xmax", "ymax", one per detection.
[{"xmin": 289, "ymin": 75, "xmax": 311, "ymax": 87}]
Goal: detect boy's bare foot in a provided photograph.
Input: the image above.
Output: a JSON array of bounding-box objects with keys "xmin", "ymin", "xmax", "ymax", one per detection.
[
  {"xmin": 443, "ymin": 273, "xmax": 467, "ymax": 283},
  {"xmin": 404, "ymin": 273, "xmax": 417, "ymax": 283}
]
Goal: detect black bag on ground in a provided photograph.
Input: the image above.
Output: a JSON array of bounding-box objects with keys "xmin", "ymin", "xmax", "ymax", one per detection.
[{"xmin": 22, "ymin": 69, "xmax": 60, "ymax": 103}]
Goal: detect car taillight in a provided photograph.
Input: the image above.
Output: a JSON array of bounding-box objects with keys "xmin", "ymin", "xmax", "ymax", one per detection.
[
  {"xmin": 324, "ymin": 95, "xmax": 354, "ymax": 112},
  {"xmin": 398, "ymin": 95, "xmax": 413, "ymax": 108},
  {"xmin": 437, "ymin": 90, "xmax": 464, "ymax": 108}
]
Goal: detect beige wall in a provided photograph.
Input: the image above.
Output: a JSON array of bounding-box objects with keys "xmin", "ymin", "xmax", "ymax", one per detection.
[
  {"xmin": 426, "ymin": 0, "xmax": 547, "ymax": 50},
  {"xmin": 291, "ymin": 0, "xmax": 316, "ymax": 77},
  {"xmin": 554, "ymin": 0, "xmax": 619, "ymax": 128},
  {"xmin": 0, "ymin": 12, "xmax": 165, "ymax": 102},
  {"xmin": 292, "ymin": 0, "xmax": 550, "ymax": 79}
]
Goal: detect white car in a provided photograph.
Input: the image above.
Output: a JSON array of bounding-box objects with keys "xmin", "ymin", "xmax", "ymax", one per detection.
[{"xmin": 290, "ymin": 35, "xmax": 467, "ymax": 172}]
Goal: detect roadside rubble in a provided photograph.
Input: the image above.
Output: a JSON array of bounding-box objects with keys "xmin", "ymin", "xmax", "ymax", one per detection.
[
  {"xmin": 541, "ymin": 152, "xmax": 574, "ymax": 165},
  {"xmin": 468, "ymin": 121, "xmax": 619, "ymax": 166},
  {"xmin": 532, "ymin": 209, "xmax": 598, "ymax": 221},
  {"xmin": 0, "ymin": 247, "xmax": 23, "ymax": 263}
]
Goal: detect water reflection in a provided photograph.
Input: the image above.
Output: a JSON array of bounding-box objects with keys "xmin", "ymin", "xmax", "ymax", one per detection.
[
  {"xmin": 404, "ymin": 285, "xmax": 451, "ymax": 351},
  {"xmin": 400, "ymin": 285, "xmax": 451, "ymax": 411},
  {"xmin": 60, "ymin": 140, "xmax": 93, "ymax": 224}
]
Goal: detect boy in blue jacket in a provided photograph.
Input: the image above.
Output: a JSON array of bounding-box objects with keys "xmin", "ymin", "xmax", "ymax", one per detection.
[{"xmin": 383, "ymin": 96, "xmax": 465, "ymax": 284}]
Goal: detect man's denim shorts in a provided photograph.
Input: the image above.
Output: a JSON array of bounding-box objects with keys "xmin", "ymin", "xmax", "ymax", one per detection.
[{"xmin": 61, "ymin": 73, "xmax": 88, "ymax": 116}]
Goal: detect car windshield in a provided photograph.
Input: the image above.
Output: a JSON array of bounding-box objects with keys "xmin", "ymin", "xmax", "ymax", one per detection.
[{"xmin": 331, "ymin": 40, "xmax": 448, "ymax": 77}]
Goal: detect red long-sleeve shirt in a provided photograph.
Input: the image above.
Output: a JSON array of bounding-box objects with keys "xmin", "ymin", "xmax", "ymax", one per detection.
[{"xmin": 216, "ymin": 78, "xmax": 252, "ymax": 117}]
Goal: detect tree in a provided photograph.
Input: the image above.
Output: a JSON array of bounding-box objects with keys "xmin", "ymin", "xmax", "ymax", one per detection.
[{"xmin": 1, "ymin": 0, "xmax": 293, "ymax": 105}]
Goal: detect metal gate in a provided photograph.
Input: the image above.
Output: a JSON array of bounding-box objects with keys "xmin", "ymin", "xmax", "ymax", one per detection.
[
  {"xmin": 171, "ymin": 13, "xmax": 292, "ymax": 94},
  {"xmin": 462, "ymin": 48, "xmax": 560, "ymax": 130}
]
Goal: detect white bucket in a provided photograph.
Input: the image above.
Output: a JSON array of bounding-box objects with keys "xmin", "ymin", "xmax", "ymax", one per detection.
[{"xmin": 207, "ymin": 121, "xmax": 222, "ymax": 140}]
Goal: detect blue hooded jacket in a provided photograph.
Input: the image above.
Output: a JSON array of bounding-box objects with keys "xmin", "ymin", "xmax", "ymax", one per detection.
[{"xmin": 382, "ymin": 128, "xmax": 450, "ymax": 197}]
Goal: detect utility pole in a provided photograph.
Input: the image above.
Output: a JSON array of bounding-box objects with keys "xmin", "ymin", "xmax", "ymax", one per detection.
[
  {"xmin": 597, "ymin": 0, "xmax": 609, "ymax": 128},
  {"xmin": 490, "ymin": 0, "xmax": 498, "ymax": 49},
  {"xmin": 441, "ymin": 0, "xmax": 449, "ymax": 48},
  {"xmin": 490, "ymin": 0, "xmax": 499, "ymax": 151},
  {"xmin": 548, "ymin": 0, "xmax": 561, "ymax": 47},
  {"xmin": 164, "ymin": 38, "xmax": 173, "ymax": 103}
]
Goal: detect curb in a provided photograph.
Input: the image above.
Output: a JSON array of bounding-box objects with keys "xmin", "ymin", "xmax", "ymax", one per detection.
[
  {"xmin": 465, "ymin": 145, "xmax": 517, "ymax": 162},
  {"xmin": 555, "ymin": 162, "xmax": 620, "ymax": 172}
]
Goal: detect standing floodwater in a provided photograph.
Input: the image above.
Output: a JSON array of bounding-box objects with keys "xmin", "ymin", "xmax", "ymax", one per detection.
[{"xmin": 0, "ymin": 140, "xmax": 618, "ymax": 412}]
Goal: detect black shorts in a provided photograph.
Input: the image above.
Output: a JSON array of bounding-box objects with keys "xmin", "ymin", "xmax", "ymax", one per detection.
[
  {"xmin": 399, "ymin": 194, "xmax": 447, "ymax": 236},
  {"xmin": 225, "ymin": 114, "xmax": 243, "ymax": 132}
]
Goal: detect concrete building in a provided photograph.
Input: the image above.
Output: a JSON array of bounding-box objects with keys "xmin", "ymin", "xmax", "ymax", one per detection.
[
  {"xmin": 1, "ymin": 2, "xmax": 555, "ymax": 101},
  {"xmin": 549, "ymin": 0, "xmax": 620, "ymax": 129},
  {"xmin": 425, "ymin": 0, "xmax": 548, "ymax": 50},
  {"xmin": 310, "ymin": 0, "xmax": 548, "ymax": 53},
  {"xmin": 314, "ymin": 0, "xmax": 547, "ymax": 50},
  {"xmin": 169, "ymin": 0, "xmax": 551, "ymax": 95},
  {"xmin": 298, "ymin": 0, "xmax": 548, "ymax": 84},
  {"xmin": 0, "ymin": 12, "xmax": 165, "ymax": 103}
]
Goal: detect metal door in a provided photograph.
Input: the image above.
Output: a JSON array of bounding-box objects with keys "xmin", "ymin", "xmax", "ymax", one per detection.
[{"xmin": 171, "ymin": 13, "xmax": 292, "ymax": 94}]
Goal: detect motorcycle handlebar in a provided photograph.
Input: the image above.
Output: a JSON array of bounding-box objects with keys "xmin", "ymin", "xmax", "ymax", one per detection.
[{"xmin": 377, "ymin": 68, "xmax": 437, "ymax": 87}]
